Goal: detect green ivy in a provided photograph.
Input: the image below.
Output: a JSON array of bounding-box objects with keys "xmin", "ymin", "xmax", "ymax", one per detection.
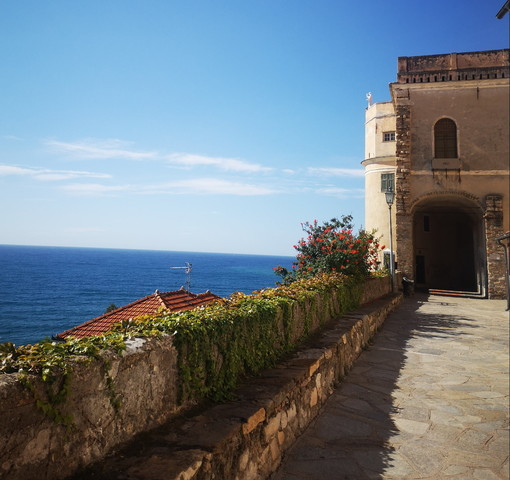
[
  {"xmin": 0, "ymin": 273, "xmax": 373, "ymax": 414},
  {"xmin": 0, "ymin": 333, "xmax": 126, "ymax": 426},
  {"xmin": 112, "ymin": 273, "xmax": 365, "ymax": 402}
]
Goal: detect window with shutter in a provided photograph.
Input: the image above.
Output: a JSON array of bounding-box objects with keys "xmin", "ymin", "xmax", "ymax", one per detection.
[
  {"xmin": 434, "ymin": 118, "xmax": 458, "ymax": 158},
  {"xmin": 381, "ymin": 173, "xmax": 395, "ymax": 192}
]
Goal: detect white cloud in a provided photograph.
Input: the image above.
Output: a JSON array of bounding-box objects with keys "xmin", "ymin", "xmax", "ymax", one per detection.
[
  {"xmin": 316, "ymin": 187, "xmax": 365, "ymax": 198},
  {"xmin": 2, "ymin": 135, "xmax": 23, "ymax": 141},
  {"xmin": 151, "ymin": 178, "xmax": 277, "ymax": 196},
  {"xmin": 45, "ymin": 139, "xmax": 273, "ymax": 175},
  {"xmin": 0, "ymin": 165, "xmax": 34, "ymax": 176},
  {"xmin": 61, "ymin": 183, "xmax": 131, "ymax": 195},
  {"xmin": 308, "ymin": 167, "xmax": 364, "ymax": 177},
  {"xmin": 38, "ymin": 171, "xmax": 111, "ymax": 181},
  {"xmin": 0, "ymin": 164, "xmax": 111, "ymax": 181},
  {"xmin": 166, "ymin": 153, "xmax": 272, "ymax": 173},
  {"xmin": 46, "ymin": 138, "xmax": 157, "ymax": 160},
  {"xmin": 61, "ymin": 178, "xmax": 277, "ymax": 197}
]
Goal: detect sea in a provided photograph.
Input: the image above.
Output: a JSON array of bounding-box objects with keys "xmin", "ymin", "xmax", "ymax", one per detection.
[{"xmin": 0, "ymin": 245, "xmax": 294, "ymax": 346}]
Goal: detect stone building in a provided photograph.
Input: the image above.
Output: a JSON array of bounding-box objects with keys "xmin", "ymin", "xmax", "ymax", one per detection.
[{"xmin": 363, "ymin": 49, "xmax": 509, "ymax": 298}]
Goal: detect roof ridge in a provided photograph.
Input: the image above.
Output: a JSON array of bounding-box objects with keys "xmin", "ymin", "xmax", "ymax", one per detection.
[
  {"xmin": 57, "ymin": 290, "xmax": 177, "ymax": 337},
  {"xmin": 55, "ymin": 289, "xmax": 220, "ymax": 339}
]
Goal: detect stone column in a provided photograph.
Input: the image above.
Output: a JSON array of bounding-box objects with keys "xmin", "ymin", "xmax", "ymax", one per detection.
[
  {"xmin": 484, "ymin": 194, "xmax": 506, "ymax": 299},
  {"xmin": 394, "ymin": 102, "xmax": 414, "ymax": 279}
]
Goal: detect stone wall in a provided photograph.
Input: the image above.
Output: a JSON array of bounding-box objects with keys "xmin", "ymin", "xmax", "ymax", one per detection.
[
  {"xmin": 394, "ymin": 100, "xmax": 413, "ymax": 279},
  {"xmin": 397, "ymin": 49, "xmax": 510, "ymax": 84},
  {"xmin": 485, "ymin": 194, "xmax": 507, "ymax": 298},
  {"xmin": 72, "ymin": 292, "xmax": 403, "ymax": 479},
  {"xmin": 0, "ymin": 277, "xmax": 395, "ymax": 480}
]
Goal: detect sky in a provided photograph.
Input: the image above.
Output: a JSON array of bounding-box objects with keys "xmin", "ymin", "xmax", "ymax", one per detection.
[{"xmin": 0, "ymin": 1, "xmax": 508, "ymax": 256}]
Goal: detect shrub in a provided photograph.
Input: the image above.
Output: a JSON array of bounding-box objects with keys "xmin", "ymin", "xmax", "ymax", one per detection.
[{"xmin": 274, "ymin": 215, "xmax": 382, "ymax": 284}]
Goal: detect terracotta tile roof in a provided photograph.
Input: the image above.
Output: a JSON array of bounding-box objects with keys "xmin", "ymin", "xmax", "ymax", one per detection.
[{"xmin": 55, "ymin": 289, "xmax": 220, "ymax": 340}]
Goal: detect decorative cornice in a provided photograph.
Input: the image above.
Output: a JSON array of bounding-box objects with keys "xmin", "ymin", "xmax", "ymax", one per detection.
[{"xmin": 361, "ymin": 156, "xmax": 396, "ymax": 167}]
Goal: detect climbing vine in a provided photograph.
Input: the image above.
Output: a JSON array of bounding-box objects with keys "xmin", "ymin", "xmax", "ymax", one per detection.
[
  {"xmin": 0, "ymin": 273, "xmax": 369, "ymax": 415},
  {"xmin": 0, "ymin": 334, "xmax": 126, "ymax": 426},
  {"xmin": 108, "ymin": 272, "xmax": 364, "ymax": 402}
]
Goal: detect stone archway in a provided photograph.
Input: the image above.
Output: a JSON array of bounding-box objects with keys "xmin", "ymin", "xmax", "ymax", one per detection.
[{"xmin": 411, "ymin": 192, "xmax": 485, "ymax": 294}]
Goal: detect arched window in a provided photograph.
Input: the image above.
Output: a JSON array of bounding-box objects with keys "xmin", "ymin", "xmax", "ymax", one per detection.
[{"xmin": 434, "ymin": 118, "xmax": 458, "ymax": 158}]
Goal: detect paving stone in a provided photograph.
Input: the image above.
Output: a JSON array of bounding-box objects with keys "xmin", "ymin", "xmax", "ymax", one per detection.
[
  {"xmin": 500, "ymin": 458, "xmax": 509, "ymax": 479},
  {"xmin": 437, "ymin": 374, "xmax": 471, "ymax": 386},
  {"xmin": 444, "ymin": 448, "xmax": 505, "ymax": 469},
  {"xmin": 276, "ymin": 455, "xmax": 365, "ymax": 479},
  {"xmin": 378, "ymin": 452, "xmax": 417, "ymax": 478},
  {"xmin": 398, "ymin": 439, "xmax": 447, "ymax": 474},
  {"xmin": 355, "ymin": 449, "xmax": 416, "ymax": 478},
  {"xmin": 273, "ymin": 294, "xmax": 509, "ymax": 480},
  {"xmin": 442, "ymin": 464, "xmax": 471, "ymax": 476},
  {"xmin": 392, "ymin": 418, "xmax": 429, "ymax": 435},
  {"xmin": 472, "ymin": 421, "xmax": 508, "ymax": 433},
  {"xmin": 456, "ymin": 429, "xmax": 494, "ymax": 452},
  {"xmin": 340, "ymin": 397, "xmax": 373, "ymax": 412},
  {"xmin": 312, "ymin": 413, "xmax": 373, "ymax": 439},
  {"xmin": 423, "ymin": 423, "xmax": 464, "ymax": 444},
  {"xmin": 471, "ymin": 468, "xmax": 503, "ymax": 480},
  {"xmin": 429, "ymin": 409, "xmax": 472, "ymax": 427}
]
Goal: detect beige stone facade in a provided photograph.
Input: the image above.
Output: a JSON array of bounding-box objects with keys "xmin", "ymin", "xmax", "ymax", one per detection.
[{"xmin": 363, "ymin": 49, "xmax": 509, "ymax": 298}]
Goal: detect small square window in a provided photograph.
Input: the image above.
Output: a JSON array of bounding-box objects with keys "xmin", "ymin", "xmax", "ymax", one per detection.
[
  {"xmin": 381, "ymin": 173, "xmax": 395, "ymax": 193},
  {"xmin": 383, "ymin": 132, "xmax": 396, "ymax": 142}
]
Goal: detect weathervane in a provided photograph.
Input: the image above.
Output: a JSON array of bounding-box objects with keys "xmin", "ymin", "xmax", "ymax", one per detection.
[{"xmin": 169, "ymin": 262, "xmax": 193, "ymax": 291}]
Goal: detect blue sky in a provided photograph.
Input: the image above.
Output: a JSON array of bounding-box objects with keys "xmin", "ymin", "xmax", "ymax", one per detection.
[{"xmin": 1, "ymin": 1, "xmax": 508, "ymax": 255}]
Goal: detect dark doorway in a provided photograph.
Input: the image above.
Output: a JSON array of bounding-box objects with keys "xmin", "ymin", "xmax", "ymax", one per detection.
[
  {"xmin": 413, "ymin": 202, "xmax": 482, "ymax": 293},
  {"xmin": 416, "ymin": 255, "xmax": 426, "ymax": 284}
]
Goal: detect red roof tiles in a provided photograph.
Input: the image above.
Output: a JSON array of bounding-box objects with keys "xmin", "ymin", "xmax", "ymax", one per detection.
[{"xmin": 55, "ymin": 289, "xmax": 220, "ymax": 339}]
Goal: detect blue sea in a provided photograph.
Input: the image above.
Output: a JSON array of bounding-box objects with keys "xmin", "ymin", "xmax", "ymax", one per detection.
[{"xmin": 0, "ymin": 245, "xmax": 293, "ymax": 346}]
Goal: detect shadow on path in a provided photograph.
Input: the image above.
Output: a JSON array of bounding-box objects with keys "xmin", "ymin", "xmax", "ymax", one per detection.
[{"xmin": 272, "ymin": 293, "xmax": 508, "ymax": 479}]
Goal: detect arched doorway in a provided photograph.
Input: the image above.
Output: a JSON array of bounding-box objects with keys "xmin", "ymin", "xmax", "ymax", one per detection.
[{"xmin": 412, "ymin": 194, "xmax": 486, "ymax": 294}]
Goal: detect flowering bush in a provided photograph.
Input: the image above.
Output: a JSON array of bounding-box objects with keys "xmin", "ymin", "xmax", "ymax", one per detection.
[{"xmin": 274, "ymin": 216, "xmax": 383, "ymax": 284}]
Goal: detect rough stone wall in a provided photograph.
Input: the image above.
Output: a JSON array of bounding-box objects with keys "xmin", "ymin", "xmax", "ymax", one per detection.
[
  {"xmin": 485, "ymin": 194, "xmax": 507, "ymax": 298},
  {"xmin": 397, "ymin": 49, "xmax": 510, "ymax": 83},
  {"xmin": 0, "ymin": 336, "xmax": 182, "ymax": 480},
  {"xmin": 198, "ymin": 295, "xmax": 403, "ymax": 480},
  {"xmin": 393, "ymin": 99, "xmax": 414, "ymax": 279},
  {"xmin": 0, "ymin": 277, "xmax": 393, "ymax": 480},
  {"xmin": 68, "ymin": 293, "xmax": 404, "ymax": 480}
]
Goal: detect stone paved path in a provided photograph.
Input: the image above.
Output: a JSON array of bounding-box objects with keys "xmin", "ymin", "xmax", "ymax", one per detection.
[{"xmin": 272, "ymin": 294, "xmax": 509, "ymax": 480}]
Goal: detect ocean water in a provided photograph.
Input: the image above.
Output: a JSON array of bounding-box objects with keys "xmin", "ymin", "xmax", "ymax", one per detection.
[{"xmin": 0, "ymin": 245, "xmax": 293, "ymax": 346}]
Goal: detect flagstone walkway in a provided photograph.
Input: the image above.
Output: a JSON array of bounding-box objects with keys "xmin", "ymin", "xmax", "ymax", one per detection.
[{"xmin": 272, "ymin": 294, "xmax": 509, "ymax": 480}]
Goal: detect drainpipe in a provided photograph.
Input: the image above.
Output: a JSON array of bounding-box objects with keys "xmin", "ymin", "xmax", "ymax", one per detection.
[{"xmin": 496, "ymin": 232, "xmax": 510, "ymax": 311}]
